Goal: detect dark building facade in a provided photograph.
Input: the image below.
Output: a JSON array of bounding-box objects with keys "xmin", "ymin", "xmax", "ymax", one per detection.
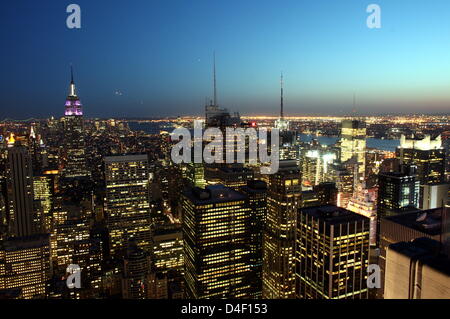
[{"xmin": 263, "ymin": 160, "xmax": 301, "ymax": 299}]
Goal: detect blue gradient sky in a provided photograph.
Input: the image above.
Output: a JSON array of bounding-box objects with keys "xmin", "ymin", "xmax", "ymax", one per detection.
[{"xmin": 1, "ymin": 0, "xmax": 450, "ymax": 119}]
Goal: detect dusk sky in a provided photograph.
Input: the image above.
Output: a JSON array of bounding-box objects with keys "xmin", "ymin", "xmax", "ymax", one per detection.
[{"xmin": 1, "ymin": 0, "xmax": 450, "ymax": 119}]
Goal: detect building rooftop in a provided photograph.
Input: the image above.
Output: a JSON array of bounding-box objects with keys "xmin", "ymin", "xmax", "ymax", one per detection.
[
  {"xmin": 385, "ymin": 208, "xmax": 443, "ymax": 236},
  {"xmin": 389, "ymin": 237, "xmax": 450, "ymax": 276},
  {"xmin": 104, "ymin": 154, "xmax": 148, "ymax": 163},
  {"xmin": 0, "ymin": 234, "xmax": 50, "ymax": 251},
  {"xmin": 240, "ymin": 180, "xmax": 267, "ymax": 193},
  {"xmin": 183, "ymin": 184, "xmax": 246, "ymax": 205},
  {"xmin": 300, "ymin": 204, "xmax": 369, "ymax": 225}
]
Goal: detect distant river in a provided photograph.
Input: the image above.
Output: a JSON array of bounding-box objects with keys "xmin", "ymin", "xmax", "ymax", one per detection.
[
  {"xmin": 129, "ymin": 123, "xmax": 400, "ymax": 152},
  {"xmin": 299, "ymin": 134, "xmax": 400, "ymax": 152}
]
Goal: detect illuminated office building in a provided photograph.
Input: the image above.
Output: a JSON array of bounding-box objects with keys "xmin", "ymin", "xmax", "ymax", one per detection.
[
  {"xmin": 182, "ymin": 185, "xmax": 254, "ymax": 299},
  {"xmin": 347, "ymin": 185, "xmax": 377, "ymax": 246},
  {"xmin": 60, "ymin": 67, "xmax": 90, "ymax": 179},
  {"xmin": 397, "ymin": 134, "xmax": 445, "ymax": 185},
  {"xmin": 296, "ymin": 205, "xmax": 370, "ymax": 299},
  {"xmin": 340, "ymin": 119, "xmax": 366, "ymax": 176},
  {"xmin": 33, "ymin": 175, "xmax": 53, "ymax": 232},
  {"xmin": 49, "ymin": 198, "xmax": 92, "ymax": 254},
  {"xmin": 263, "ymin": 160, "xmax": 301, "ymax": 299},
  {"xmin": 384, "ymin": 237, "xmax": 450, "ymax": 299},
  {"xmin": 151, "ymin": 224, "xmax": 184, "ymax": 274},
  {"xmin": 377, "ymin": 164, "xmax": 420, "ymax": 244},
  {"xmin": 331, "ymin": 165, "xmax": 354, "ymax": 209},
  {"xmin": 204, "ymin": 165, "xmax": 254, "ymax": 190},
  {"xmin": 0, "ymin": 234, "xmax": 51, "ymax": 299},
  {"xmin": 185, "ymin": 162, "xmax": 206, "ymax": 189},
  {"xmin": 53, "ymin": 218, "xmax": 90, "ymax": 268},
  {"xmin": 104, "ymin": 155, "xmax": 152, "ymax": 256},
  {"xmin": 301, "ymin": 190, "xmax": 319, "ymax": 208},
  {"xmin": 300, "ymin": 149, "xmax": 336, "ymax": 187},
  {"xmin": 397, "ymin": 135, "xmax": 446, "ymax": 209}
]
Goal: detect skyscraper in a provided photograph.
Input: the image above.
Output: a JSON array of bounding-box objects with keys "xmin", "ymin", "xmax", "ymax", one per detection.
[
  {"xmin": 331, "ymin": 165, "xmax": 354, "ymax": 209},
  {"xmin": 397, "ymin": 135, "xmax": 446, "ymax": 209},
  {"xmin": 397, "ymin": 134, "xmax": 445, "ymax": 185},
  {"xmin": 296, "ymin": 205, "xmax": 370, "ymax": 299},
  {"xmin": 150, "ymin": 224, "xmax": 184, "ymax": 274},
  {"xmin": 240, "ymin": 180, "xmax": 267, "ymax": 299},
  {"xmin": 121, "ymin": 242, "xmax": 152, "ymax": 299},
  {"xmin": 300, "ymin": 149, "xmax": 336, "ymax": 187},
  {"xmin": 0, "ymin": 234, "xmax": 51, "ymax": 299},
  {"xmin": 6, "ymin": 142, "xmax": 36, "ymax": 237},
  {"xmin": 274, "ymin": 74, "xmax": 297, "ymax": 161},
  {"xmin": 347, "ymin": 184, "xmax": 377, "ymax": 246},
  {"xmin": 274, "ymin": 73, "xmax": 289, "ymax": 131},
  {"xmin": 182, "ymin": 185, "xmax": 255, "ymax": 299},
  {"xmin": 60, "ymin": 67, "xmax": 90, "ymax": 179},
  {"xmin": 204, "ymin": 53, "xmax": 240, "ymax": 129},
  {"xmin": 104, "ymin": 155, "xmax": 152, "ymax": 256},
  {"xmin": 377, "ymin": 164, "xmax": 420, "ymax": 244},
  {"xmin": 340, "ymin": 119, "xmax": 366, "ymax": 177},
  {"xmin": 263, "ymin": 160, "xmax": 301, "ymax": 299}
]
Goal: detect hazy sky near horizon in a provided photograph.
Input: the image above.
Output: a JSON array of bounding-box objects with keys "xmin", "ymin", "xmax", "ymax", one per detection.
[{"xmin": 1, "ymin": 0, "xmax": 450, "ymax": 119}]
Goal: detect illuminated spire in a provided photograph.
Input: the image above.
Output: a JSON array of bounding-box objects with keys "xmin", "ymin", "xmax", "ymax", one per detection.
[
  {"xmin": 69, "ymin": 64, "xmax": 77, "ymax": 97},
  {"xmin": 65, "ymin": 64, "xmax": 83, "ymax": 116}
]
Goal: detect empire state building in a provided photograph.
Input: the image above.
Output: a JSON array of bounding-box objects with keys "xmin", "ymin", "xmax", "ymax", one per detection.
[{"xmin": 60, "ymin": 67, "xmax": 90, "ymax": 178}]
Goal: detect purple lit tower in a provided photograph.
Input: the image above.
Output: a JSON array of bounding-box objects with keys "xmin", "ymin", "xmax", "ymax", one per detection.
[
  {"xmin": 65, "ymin": 67, "xmax": 83, "ymax": 116},
  {"xmin": 60, "ymin": 66, "xmax": 90, "ymax": 178}
]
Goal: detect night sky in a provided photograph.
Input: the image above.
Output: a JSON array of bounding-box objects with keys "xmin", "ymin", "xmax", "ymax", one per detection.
[{"xmin": 1, "ymin": 0, "xmax": 450, "ymax": 119}]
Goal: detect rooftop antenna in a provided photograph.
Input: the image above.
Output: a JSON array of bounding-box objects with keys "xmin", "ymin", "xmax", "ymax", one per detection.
[
  {"xmin": 280, "ymin": 72, "xmax": 284, "ymax": 119},
  {"xmin": 70, "ymin": 64, "xmax": 74, "ymax": 84},
  {"xmin": 213, "ymin": 52, "xmax": 217, "ymax": 107},
  {"xmin": 69, "ymin": 64, "xmax": 76, "ymax": 97}
]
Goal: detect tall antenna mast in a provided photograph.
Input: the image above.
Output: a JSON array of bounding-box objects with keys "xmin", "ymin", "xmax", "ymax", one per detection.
[
  {"xmin": 213, "ymin": 52, "xmax": 217, "ymax": 106},
  {"xmin": 70, "ymin": 64, "xmax": 74, "ymax": 84},
  {"xmin": 280, "ymin": 72, "xmax": 284, "ymax": 119},
  {"xmin": 69, "ymin": 64, "xmax": 76, "ymax": 97}
]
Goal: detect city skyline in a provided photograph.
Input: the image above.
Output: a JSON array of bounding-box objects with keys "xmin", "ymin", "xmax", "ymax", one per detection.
[
  {"xmin": 0, "ymin": 1, "xmax": 449, "ymax": 303},
  {"xmin": 2, "ymin": 0, "xmax": 450, "ymax": 119}
]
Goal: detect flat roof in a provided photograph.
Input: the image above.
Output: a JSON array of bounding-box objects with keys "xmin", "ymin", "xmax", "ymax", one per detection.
[
  {"xmin": 384, "ymin": 208, "xmax": 443, "ymax": 236},
  {"xmin": 300, "ymin": 204, "xmax": 369, "ymax": 225},
  {"xmin": 104, "ymin": 154, "xmax": 148, "ymax": 163},
  {"xmin": 183, "ymin": 185, "xmax": 246, "ymax": 205}
]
